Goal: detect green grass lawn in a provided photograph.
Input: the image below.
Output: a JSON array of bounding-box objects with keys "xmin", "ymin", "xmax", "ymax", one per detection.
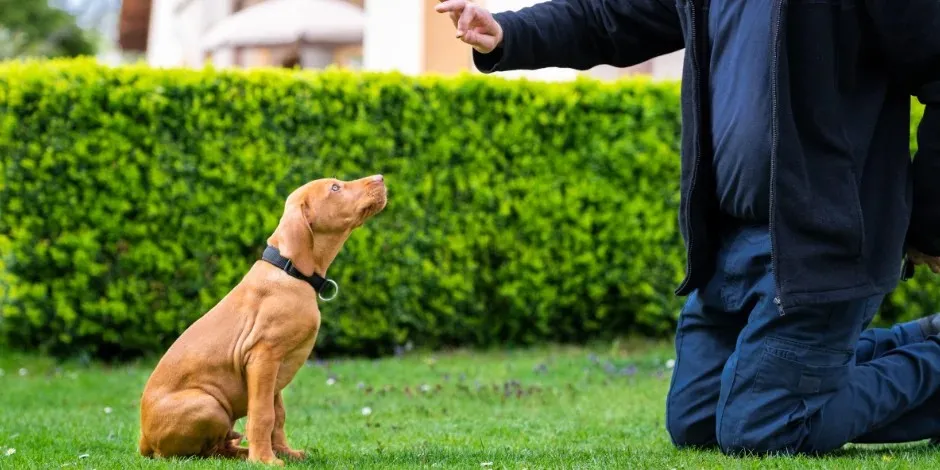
[{"xmin": 1, "ymin": 340, "xmax": 937, "ymax": 469}]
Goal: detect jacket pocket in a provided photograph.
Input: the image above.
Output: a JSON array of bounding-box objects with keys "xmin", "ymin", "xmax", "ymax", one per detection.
[{"xmin": 781, "ymin": 163, "xmax": 866, "ymax": 261}]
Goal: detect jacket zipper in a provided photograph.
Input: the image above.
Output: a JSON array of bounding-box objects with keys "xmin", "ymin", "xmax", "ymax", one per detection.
[
  {"xmin": 770, "ymin": 0, "xmax": 785, "ymax": 315},
  {"xmin": 676, "ymin": 0, "xmax": 703, "ymax": 295}
]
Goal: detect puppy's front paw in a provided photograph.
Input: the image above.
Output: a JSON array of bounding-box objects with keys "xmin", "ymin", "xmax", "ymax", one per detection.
[
  {"xmin": 248, "ymin": 453, "xmax": 284, "ymax": 466},
  {"xmin": 274, "ymin": 446, "xmax": 306, "ymax": 460}
]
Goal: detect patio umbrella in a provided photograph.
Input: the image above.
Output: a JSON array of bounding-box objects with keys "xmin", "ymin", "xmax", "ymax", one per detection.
[{"xmin": 201, "ymin": 0, "xmax": 365, "ymax": 51}]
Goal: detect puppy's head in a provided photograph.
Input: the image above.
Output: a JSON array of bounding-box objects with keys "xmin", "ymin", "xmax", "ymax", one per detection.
[{"xmin": 269, "ymin": 175, "xmax": 387, "ymax": 267}]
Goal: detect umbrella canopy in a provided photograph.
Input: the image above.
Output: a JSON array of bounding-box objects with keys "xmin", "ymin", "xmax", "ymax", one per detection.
[{"xmin": 202, "ymin": 0, "xmax": 365, "ymax": 51}]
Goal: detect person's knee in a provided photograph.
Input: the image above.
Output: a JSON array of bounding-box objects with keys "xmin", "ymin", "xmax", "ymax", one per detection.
[
  {"xmin": 715, "ymin": 336, "xmax": 853, "ymax": 455},
  {"xmin": 717, "ymin": 429, "xmax": 832, "ymax": 457},
  {"xmin": 668, "ymin": 424, "xmax": 717, "ymax": 449},
  {"xmin": 714, "ymin": 381, "xmax": 808, "ymax": 454},
  {"xmin": 714, "ymin": 383, "xmax": 813, "ymax": 456},
  {"xmin": 717, "ymin": 430, "xmax": 789, "ymax": 456},
  {"xmin": 715, "ymin": 393, "xmax": 831, "ymax": 456},
  {"xmin": 666, "ymin": 405, "xmax": 718, "ymax": 449}
]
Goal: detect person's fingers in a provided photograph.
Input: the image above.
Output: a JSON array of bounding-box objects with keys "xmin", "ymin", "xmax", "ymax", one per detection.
[
  {"xmin": 436, "ymin": 0, "xmax": 498, "ymax": 52},
  {"xmin": 930, "ymin": 259, "xmax": 940, "ymax": 274},
  {"xmin": 460, "ymin": 29, "xmax": 478, "ymax": 44},
  {"xmin": 436, "ymin": 1, "xmax": 466, "ymax": 28},
  {"xmin": 435, "ymin": 0, "xmax": 467, "ymax": 13},
  {"xmin": 460, "ymin": 30, "xmax": 489, "ymax": 51},
  {"xmin": 456, "ymin": 5, "xmax": 477, "ymax": 37},
  {"xmin": 462, "ymin": 30, "xmax": 497, "ymax": 52}
]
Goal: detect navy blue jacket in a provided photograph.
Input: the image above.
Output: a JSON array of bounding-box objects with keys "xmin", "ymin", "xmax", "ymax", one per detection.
[{"xmin": 474, "ymin": 0, "xmax": 940, "ymax": 311}]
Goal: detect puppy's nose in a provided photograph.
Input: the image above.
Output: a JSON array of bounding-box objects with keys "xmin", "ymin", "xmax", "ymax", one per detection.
[{"xmin": 372, "ymin": 174, "xmax": 384, "ymax": 183}]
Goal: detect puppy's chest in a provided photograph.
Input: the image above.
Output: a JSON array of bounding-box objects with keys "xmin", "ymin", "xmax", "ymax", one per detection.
[{"xmin": 276, "ymin": 336, "xmax": 318, "ymax": 390}]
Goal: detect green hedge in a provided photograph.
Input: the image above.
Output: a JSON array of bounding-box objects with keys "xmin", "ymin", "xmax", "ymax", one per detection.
[{"xmin": 0, "ymin": 59, "xmax": 931, "ymax": 359}]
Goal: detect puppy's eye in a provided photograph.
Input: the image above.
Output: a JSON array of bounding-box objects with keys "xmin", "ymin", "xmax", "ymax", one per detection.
[{"xmin": 331, "ymin": 183, "xmax": 341, "ymax": 192}]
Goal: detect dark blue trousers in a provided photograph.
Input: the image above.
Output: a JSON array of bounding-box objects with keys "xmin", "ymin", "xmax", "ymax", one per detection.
[{"xmin": 666, "ymin": 224, "xmax": 940, "ymax": 454}]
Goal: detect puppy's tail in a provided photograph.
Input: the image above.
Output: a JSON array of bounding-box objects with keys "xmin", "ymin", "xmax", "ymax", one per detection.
[{"xmin": 138, "ymin": 435, "xmax": 154, "ymax": 458}]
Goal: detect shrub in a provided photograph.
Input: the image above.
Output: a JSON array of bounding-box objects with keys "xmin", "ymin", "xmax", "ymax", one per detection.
[{"xmin": 0, "ymin": 59, "xmax": 929, "ymax": 359}]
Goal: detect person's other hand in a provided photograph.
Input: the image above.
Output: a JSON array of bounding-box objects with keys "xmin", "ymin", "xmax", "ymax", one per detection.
[
  {"xmin": 908, "ymin": 248, "xmax": 940, "ymax": 274},
  {"xmin": 435, "ymin": 0, "xmax": 503, "ymax": 54}
]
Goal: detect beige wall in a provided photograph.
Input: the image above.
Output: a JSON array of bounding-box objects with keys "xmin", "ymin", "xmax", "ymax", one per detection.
[{"xmin": 422, "ymin": 0, "xmax": 472, "ymax": 75}]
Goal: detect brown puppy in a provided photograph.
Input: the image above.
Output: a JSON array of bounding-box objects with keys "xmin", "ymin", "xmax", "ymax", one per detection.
[{"xmin": 138, "ymin": 175, "xmax": 387, "ymax": 466}]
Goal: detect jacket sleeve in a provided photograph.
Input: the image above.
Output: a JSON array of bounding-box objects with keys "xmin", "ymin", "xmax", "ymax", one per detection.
[
  {"xmin": 909, "ymin": 84, "xmax": 940, "ymax": 256},
  {"xmin": 866, "ymin": 1, "xmax": 940, "ymax": 256},
  {"xmin": 473, "ymin": 0, "xmax": 684, "ymax": 73}
]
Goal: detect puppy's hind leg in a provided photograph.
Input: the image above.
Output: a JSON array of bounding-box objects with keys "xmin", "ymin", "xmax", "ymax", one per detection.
[
  {"xmin": 138, "ymin": 435, "xmax": 155, "ymax": 458},
  {"xmin": 227, "ymin": 429, "xmax": 244, "ymax": 447},
  {"xmin": 209, "ymin": 440, "xmax": 249, "ymax": 460},
  {"xmin": 144, "ymin": 391, "xmax": 234, "ymax": 460}
]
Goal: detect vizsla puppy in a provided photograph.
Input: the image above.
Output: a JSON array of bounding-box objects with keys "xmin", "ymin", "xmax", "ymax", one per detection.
[{"xmin": 138, "ymin": 175, "xmax": 387, "ymax": 465}]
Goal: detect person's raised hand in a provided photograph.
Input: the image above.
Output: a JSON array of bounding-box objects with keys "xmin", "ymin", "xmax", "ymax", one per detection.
[
  {"xmin": 435, "ymin": 0, "xmax": 503, "ymax": 54},
  {"xmin": 908, "ymin": 247, "xmax": 940, "ymax": 274}
]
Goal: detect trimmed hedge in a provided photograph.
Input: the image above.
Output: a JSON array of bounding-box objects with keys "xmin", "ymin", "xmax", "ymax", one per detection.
[{"xmin": 0, "ymin": 59, "xmax": 931, "ymax": 360}]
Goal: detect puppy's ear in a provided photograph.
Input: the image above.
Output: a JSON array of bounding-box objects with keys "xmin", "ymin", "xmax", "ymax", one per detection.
[{"xmin": 270, "ymin": 202, "xmax": 312, "ymax": 261}]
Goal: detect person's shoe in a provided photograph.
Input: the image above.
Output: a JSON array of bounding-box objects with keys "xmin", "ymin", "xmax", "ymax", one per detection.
[{"xmin": 917, "ymin": 313, "xmax": 940, "ymax": 338}]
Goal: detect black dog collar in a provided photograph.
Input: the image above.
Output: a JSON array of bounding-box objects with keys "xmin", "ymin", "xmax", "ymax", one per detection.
[{"xmin": 261, "ymin": 245, "xmax": 339, "ymax": 301}]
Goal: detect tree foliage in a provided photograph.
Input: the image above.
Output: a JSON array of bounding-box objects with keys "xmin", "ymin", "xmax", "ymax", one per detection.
[{"xmin": 0, "ymin": 0, "xmax": 98, "ymax": 60}]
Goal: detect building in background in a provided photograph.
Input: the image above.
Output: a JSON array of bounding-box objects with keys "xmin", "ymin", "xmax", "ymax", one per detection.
[
  {"xmin": 120, "ymin": 0, "xmax": 365, "ymax": 69},
  {"xmin": 119, "ymin": 0, "xmax": 682, "ymax": 81}
]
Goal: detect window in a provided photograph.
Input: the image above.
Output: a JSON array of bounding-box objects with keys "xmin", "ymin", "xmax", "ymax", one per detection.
[{"xmin": 334, "ymin": 45, "xmax": 363, "ymax": 70}]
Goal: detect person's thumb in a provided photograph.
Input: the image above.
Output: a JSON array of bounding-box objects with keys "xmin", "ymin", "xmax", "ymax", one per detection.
[
  {"xmin": 461, "ymin": 30, "xmax": 497, "ymax": 53},
  {"xmin": 460, "ymin": 30, "xmax": 483, "ymax": 51}
]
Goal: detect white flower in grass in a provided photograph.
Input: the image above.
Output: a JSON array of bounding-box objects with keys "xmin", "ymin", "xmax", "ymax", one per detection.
[
  {"xmin": 4, "ymin": 448, "xmax": 15, "ymax": 456},
  {"xmin": 665, "ymin": 359, "xmax": 676, "ymax": 369},
  {"xmin": 18, "ymin": 368, "xmax": 27, "ymax": 377},
  {"xmin": 361, "ymin": 407, "xmax": 372, "ymax": 416},
  {"xmin": 0, "ymin": 368, "xmax": 5, "ymax": 377},
  {"xmin": 103, "ymin": 407, "xmax": 113, "ymax": 414},
  {"xmin": 326, "ymin": 378, "xmax": 336, "ymax": 386},
  {"xmin": 78, "ymin": 453, "xmax": 89, "ymax": 459},
  {"xmin": 420, "ymin": 384, "xmax": 431, "ymax": 393},
  {"xmin": 480, "ymin": 462, "xmax": 493, "ymax": 467}
]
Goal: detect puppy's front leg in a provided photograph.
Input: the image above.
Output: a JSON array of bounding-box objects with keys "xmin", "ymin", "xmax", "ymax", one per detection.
[
  {"xmin": 246, "ymin": 359, "xmax": 284, "ymax": 466},
  {"xmin": 272, "ymin": 392, "xmax": 306, "ymax": 460}
]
